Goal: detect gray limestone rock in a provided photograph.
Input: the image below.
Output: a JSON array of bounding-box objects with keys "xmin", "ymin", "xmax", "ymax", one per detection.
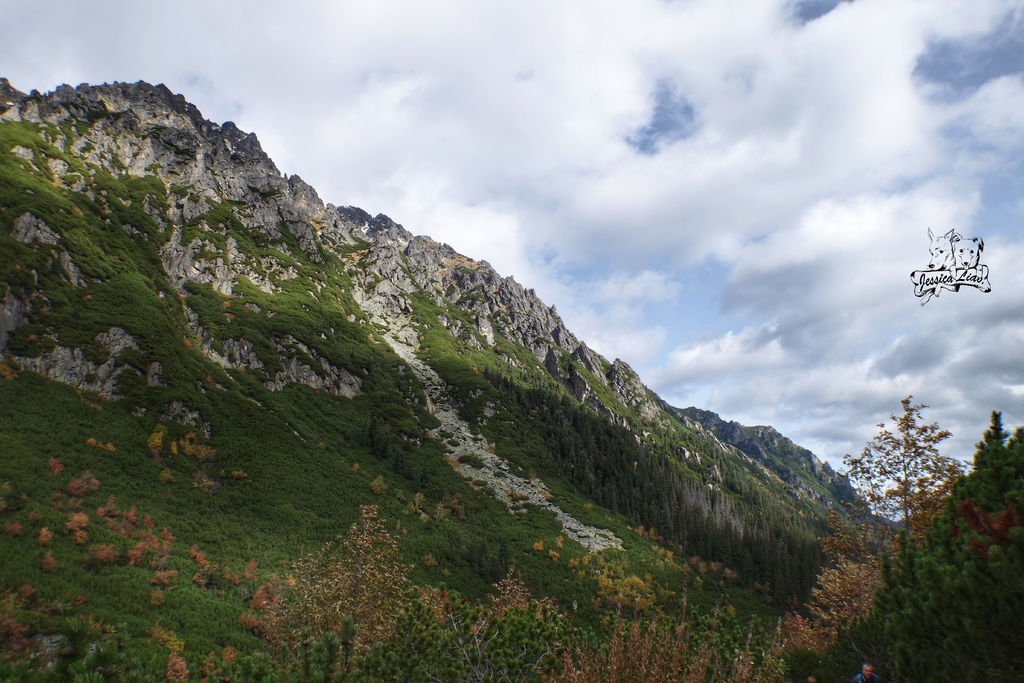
[
  {"xmin": 160, "ymin": 400, "xmax": 210, "ymax": 438},
  {"xmin": 12, "ymin": 213, "xmax": 59, "ymax": 245},
  {"xmin": 11, "ymin": 327, "xmax": 139, "ymax": 399},
  {"xmin": 265, "ymin": 336, "xmax": 362, "ymax": 398}
]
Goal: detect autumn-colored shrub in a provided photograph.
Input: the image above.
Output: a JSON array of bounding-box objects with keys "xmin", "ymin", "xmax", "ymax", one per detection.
[
  {"xmin": 127, "ymin": 540, "xmax": 149, "ymax": 566},
  {"xmin": 0, "ymin": 360, "xmax": 17, "ymax": 380},
  {"xmin": 84, "ymin": 437, "xmax": 116, "ymax": 452},
  {"xmin": 150, "ymin": 570, "xmax": 178, "ymax": 588},
  {"xmin": 65, "ymin": 511, "xmax": 89, "ymax": 544},
  {"xmin": 188, "ymin": 545, "xmax": 208, "ymax": 568},
  {"xmin": 191, "ymin": 471, "xmax": 217, "ymax": 493},
  {"xmin": 192, "ymin": 571, "xmax": 209, "ymax": 590},
  {"xmin": 47, "ymin": 457, "xmax": 64, "ymax": 475},
  {"xmin": 88, "ymin": 543, "xmax": 118, "ymax": 565},
  {"xmin": 66, "ymin": 471, "xmax": 100, "ymax": 497},
  {"xmin": 154, "ymin": 529, "xmax": 173, "ymax": 560},
  {"xmin": 2, "ymin": 520, "xmax": 22, "ymax": 537},
  {"xmin": 96, "ymin": 495, "xmax": 116, "ymax": 518},
  {"xmin": 37, "ymin": 526, "xmax": 53, "ymax": 546},
  {"xmin": 238, "ymin": 611, "xmax": 270, "ymax": 637},
  {"xmin": 0, "ymin": 605, "xmax": 30, "ymax": 660},
  {"xmin": 249, "ymin": 581, "xmax": 282, "ymax": 613},
  {"xmin": 146, "ymin": 424, "xmax": 166, "ymax": 458},
  {"xmin": 166, "ymin": 652, "xmax": 189, "ymax": 681},
  {"xmin": 179, "ymin": 433, "xmax": 215, "ymax": 462},
  {"xmin": 149, "ymin": 624, "xmax": 184, "ymax": 652},
  {"xmin": 556, "ymin": 608, "xmax": 784, "ymax": 683},
  {"xmin": 40, "ymin": 552, "xmax": 55, "ymax": 572},
  {"xmin": 272, "ymin": 506, "xmax": 410, "ymax": 657}
]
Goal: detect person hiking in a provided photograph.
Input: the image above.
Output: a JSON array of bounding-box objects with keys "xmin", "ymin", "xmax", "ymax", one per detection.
[{"xmin": 853, "ymin": 662, "xmax": 881, "ymax": 682}]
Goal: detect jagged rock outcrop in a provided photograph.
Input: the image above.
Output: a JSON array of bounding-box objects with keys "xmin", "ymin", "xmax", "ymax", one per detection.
[
  {"xmin": 608, "ymin": 359, "xmax": 662, "ymax": 422},
  {"xmin": 11, "ymin": 327, "xmax": 138, "ymax": 399},
  {"xmin": 265, "ymin": 336, "xmax": 362, "ymax": 398},
  {"xmin": 159, "ymin": 400, "xmax": 210, "ymax": 438},
  {"xmin": 2, "ymin": 80, "xmax": 362, "ymax": 268},
  {"xmin": 0, "ymin": 78, "xmax": 24, "ymax": 110}
]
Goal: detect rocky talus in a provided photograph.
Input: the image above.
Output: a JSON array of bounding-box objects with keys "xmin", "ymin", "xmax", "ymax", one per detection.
[{"xmin": 380, "ymin": 327, "xmax": 620, "ymax": 552}]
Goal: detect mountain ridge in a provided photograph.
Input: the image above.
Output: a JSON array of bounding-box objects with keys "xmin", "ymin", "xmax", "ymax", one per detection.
[{"xmin": 1, "ymin": 78, "xmax": 845, "ymax": 613}]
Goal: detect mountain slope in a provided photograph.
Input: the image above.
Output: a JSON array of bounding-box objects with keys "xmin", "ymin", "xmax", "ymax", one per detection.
[
  {"xmin": 0, "ymin": 80, "xmax": 848, "ymax": 663},
  {"xmin": 676, "ymin": 406, "xmax": 855, "ymax": 506}
]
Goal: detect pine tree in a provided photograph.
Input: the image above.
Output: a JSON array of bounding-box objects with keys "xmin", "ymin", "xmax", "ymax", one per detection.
[{"xmin": 881, "ymin": 413, "xmax": 1024, "ymax": 681}]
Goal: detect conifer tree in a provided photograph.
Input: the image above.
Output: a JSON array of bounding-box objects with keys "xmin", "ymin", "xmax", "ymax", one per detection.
[{"xmin": 881, "ymin": 413, "xmax": 1024, "ymax": 681}]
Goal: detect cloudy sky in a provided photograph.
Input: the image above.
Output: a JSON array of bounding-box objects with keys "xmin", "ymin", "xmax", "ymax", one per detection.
[{"xmin": 3, "ymin": 0, "xmax": 1022, "ymax": 467}]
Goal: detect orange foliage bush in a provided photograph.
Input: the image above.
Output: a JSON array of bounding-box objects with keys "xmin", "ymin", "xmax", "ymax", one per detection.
[
  {"xmin": 127, "ymin": 540, "xmax": 149, "ymax": 566},
  {"xmin": 166, "ymin": 652, "xmax": 189, "ymax": 681},
  {"xmin": 85, "ymin": 438, "xmax": 116, "ymax": 452},
  {"xmin": 37, "ymin": 527, "xmax": 53, "ymax": 546},
  {"xmin": 40, "ymin": 552, "xmax": 55, "ymax": 572},
  {"xmin": 65, "ymin": 511, "xmax": 89, "ymax": 544},
  {"xmin": 0, "ymin": 610, "xmax": 30, "ymax": 660},
  {"xmin": 88, "ymin": 543, "xmax": 118, "ymax": 565},
  {"xmin": 66, "ymin": 471, "xmax": 100, "ymax": 497},
  {"xmin": 47, "ymin": 458, "xmax": 64, "ymax": 475},
  {"xmin": 150, "ymin": 570, "xmax": 178, "ymax": 588},
  {"xmin": 188, "ymin": 544, "xmax": 208, "ymax": 569},
  {"xmin": 96, "ymin": 495, "xmax": 117, "ymax": 518},
  {"xmin": 2, "ymin": 521, "xmax": 22, "ymax": 537},
  {"xmin": 249, "ymin": 581, "xmax": 282, "ymax": 613},
  {"xmin": 238, "ymin": 611, "xmax": 270, "ymax": 637}
]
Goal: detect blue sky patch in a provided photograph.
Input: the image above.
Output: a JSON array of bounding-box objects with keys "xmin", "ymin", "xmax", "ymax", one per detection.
[
  {"xmin": 791, "ymin": 0, "xmax": 847, "ymax": 25},
  {"xmin": 627, "ymin": 80, "xmax": 697, "ymax": 155},
  {"xmin": 914, "ymin": 10, "xmax": 1024, "ymax": 97}
]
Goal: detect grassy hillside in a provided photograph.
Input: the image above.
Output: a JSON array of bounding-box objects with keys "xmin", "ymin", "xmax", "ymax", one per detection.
[{"xmin": 0, "ymin": 84, "xmax": 821, "ymax": 679}]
